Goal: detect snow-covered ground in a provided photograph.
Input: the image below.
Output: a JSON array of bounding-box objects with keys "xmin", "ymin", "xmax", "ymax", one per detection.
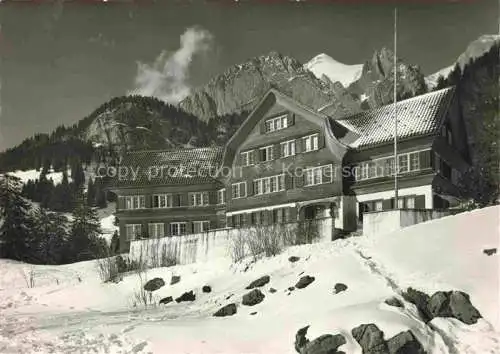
[
  {"xmin": 0, "ymin": 206, "xmax": 498, "ymax": 353},
  {"xmin": 8, "ymin": 169, "xmax": 72, "ymax": 185}
]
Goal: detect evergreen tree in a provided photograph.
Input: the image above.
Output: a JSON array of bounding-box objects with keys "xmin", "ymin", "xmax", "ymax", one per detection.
[
  {"xmin": 94, "ymin": 178, "xmax": 108, "ymax": 209},
  {"xmin": 32, "ymin": 208, "xmax": 68, "ymax": 264},
  {"xmin": 68, "ymin": 189, "xmax": 103, "ymax": 261},
  {"xmin": 0, "ymin": 175, "xmax": 35, "ymax": 261},
  {"xmin": 86, "ymin": 178, "xmax": 96, "ymax": 206},
  {"xmin": 110, "ymin": 230, "xmax": 120, "ymax": 255},
  {"xmin": 71, "ymin": 160, "xmax": 85, "ymax": 188}
]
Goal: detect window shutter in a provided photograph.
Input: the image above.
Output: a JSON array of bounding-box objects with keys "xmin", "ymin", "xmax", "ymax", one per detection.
[
  {"xmin": 285, "ymin": 173, "xmax": 293, "ymax": 190},
  {"xmin": 208, "ymin": 190, "xmax": 216, "ymax": 205},
  {"xmin": 274, "ymin": 143, "xmax": 281, "ymax": 159},
  {"xmin": 118, "ymin": 196, "xmax": 124, "ymax": 210},
  {"xmin": 419, "ymin": 150, "xmax": 431, "ymax": 169},
  {"xmin": 247, "ymin": 179, "xmax": 254, "ymax": 196},
  {"xmin": 295, "ymin": 173, "xmax": 304, "ymax": 188},
  {"xmin": 295, "ymin": 138, "xmax": 303, "ymax": 154},
  {"xmin": 145, "ymin": 195, "xmax": 152, "ymax": 209},
  {"xmin": 180, "ymin": 193, "xmax": 188, "ymax": 207},
  {"xmin": 415, "ymin": 195, "xmax": 426, "ymax": 209},
  {"xmin": 383, "ymin": 199, "xmax": 393, "ymax": 210},
  {"xmin": 287, "ymin": 112, "xmax": 295, "ymax": 126},
  {"xmin": 259, "ymin": 119, "xmax": 266, "ymax": 134},
  {"xmin": 226, "ymin": 216, "xmax": 233, "ymax": 228},
  {"xmin": 174, "ymin": 194, "xmax": 181, "ymax": 207},
  {"xmin": 318, "ymin": 133, "xmax": 325, "ymax": 149}
]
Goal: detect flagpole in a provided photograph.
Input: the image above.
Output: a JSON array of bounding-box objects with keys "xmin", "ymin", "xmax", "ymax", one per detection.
[{"xmin": 393, "ymin": 7, "xmax": 399, "ymax": 208}]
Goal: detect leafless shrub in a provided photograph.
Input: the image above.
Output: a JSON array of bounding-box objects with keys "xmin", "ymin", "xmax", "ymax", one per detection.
[
  {"xmin": 228, "ymin": 230, "xmax": 247, "ymax": 263},
  {"xmin": 131, "ymin": 267, "xmax": 157, "ymax": 309},
  {"xmin": 22, "ymin": 266, "xmax": 36, "ymax": 288},
  {"xmin": 96, "ymin": 255, "xmax": 119, "ymax": 283}
]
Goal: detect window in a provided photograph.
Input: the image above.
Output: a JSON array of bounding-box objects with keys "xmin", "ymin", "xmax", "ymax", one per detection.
[
  {"xmin": 231, "ymin": 182, "xmax": 247, "ymax": 199},
  {"xmin": 406, "ymin": 196, "xmax": 415, "ymax": 209},
  {"xmin": 398, "ymin": 155, "xmax": 409, "ymax": 173},
  {"xmin": 254, "ymin": 174, "xmax": 286, "ymax": 195},
  {"xmin": 375, "ymin": 200, "xmax": 383, "ymax": 211},
  {"xmin": 280, "ymin": 140, "xmax": 296, "ymax": 157},
  {"xmin": 217, "ymin": 189, "xmax": 226, "ymax": 205},
  {"xmin": 189, "ymin": 192, "xmax": 209, "ymax": 206},
  {"xmin": 148, "ymin": 223, "xmax": 165, "ymax": 238},
  {"xmin": 124, "ymin": 195, "xmax": 145, "ymax": 210},
  {"xmin": 304, "ymin": 165, "xmax": 333, "ymax": 186},
  {"xmin": 232, "ymin": 214, "xmax": 242, "ymax": 228},
  {"xmin": 152, "ymin": 194, "xmax": 173, "ymax": 208},
  {"xmin": 303, "ymin": 134, "xmax": 319, "ymax": 152},
  {"xmin": 193, "ymin": 221, "xmax": 210, "ymax": 233},
  {"xmin": 125, "ymin": 224, "xmax": 142, "ymax": 241},
  {"xmin": 409, "ymin": 152, "xmax": 420, "ymax": 171},
  {"xmin": 170, "ymin": 222, "xmax": 187, "ymax": 236},
  {"xmin": 259, "ymin": 145, "xmax": 274, "ymax": 162},
  {"xmin": 240, "ymin": 150, "xmax": 255, "ymax": 166},
  {"xmin": 397, "ymin": 198, "xmax": 404, "ymax": 209},
  {"xmin": 265, "ymin": 114, "xmax": 288, "ymax": 133}
]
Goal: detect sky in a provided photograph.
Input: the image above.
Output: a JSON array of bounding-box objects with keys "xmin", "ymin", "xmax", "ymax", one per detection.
[{"xmin": 0, "ymin": 0, "xmax": 498, "ymax": 152}]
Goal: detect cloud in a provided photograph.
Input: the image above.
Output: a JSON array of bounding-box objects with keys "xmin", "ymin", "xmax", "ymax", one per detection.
[{"xmin": 130, "ymin": 27, "xmax": 213, "ymax": 104}]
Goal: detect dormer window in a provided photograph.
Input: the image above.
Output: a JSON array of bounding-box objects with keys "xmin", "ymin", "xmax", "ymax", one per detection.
[
  {"xmin": 265, "ymin": 114, "xmax": 288, "ymax": 133},
  {"xmin": 303, "ymin": 134, "xmax": 319, "ymax": 152}
]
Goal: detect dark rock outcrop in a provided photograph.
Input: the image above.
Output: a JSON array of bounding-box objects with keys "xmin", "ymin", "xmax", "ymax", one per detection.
[
  {"xmin": 333, "ymin": 283, "xmax": 348, "ymax": 294},
  {"xmin": 483, "ymin": 248, "xmax": 497, "ymax": 256},
  {"xmin": 428, "ymin": 291, "xmax": 482, "ymax": 325},
  {"xmin": 351, "ymin": 323, "xmax": 389, "ymax": 354},
  {"xmin": 143, "ymin": 277, "xmax": 165, "ymax": 292},
  {"xmin": 175, "ymin": 290, "xmax": 196, "ymax": 303},
  {"xmin": 246, "ymin": 275, "xmax": 271, "ymax": 289},
  {"xmin": 159, "ymin": 296, "xmax": 173, "ymax": 305},
  {"xmin": 384, "ymin": 297, "xmax": 404, "ymax": 308},
  {"xmin": 242, "ymin": 289, "xmax": 265, "ymax": 306},
  {"xmin": 301, "ymin": 334, "xmax": 346, "ymax": 354},
  {"xmin": 386, "ymin": 330, "xmax": 426, "ymax": 354},
  {"xmin": 295, "ymin": 326, "xmax": 310, "ymax": 353},
  {"xmin": 296, "ymin": 275, "xmax": 315, "ymax": 289},
  {"xmin": 402, "ymin": 288, "xmax": 433, "ymax": 323},
  {"xmin": 170, "ymin": 275, "xmax": 181, "ymax": 285},
  {"xmin": 213, "ymin": 303, "xmax": 237, "ymax": 317},
  {"xmin": 269, "ymin": 288, "xmax": 277, "ymax": 293},
  {"xmin": 289, "ymin": 256, "xmax": 301, "ymax": 263},
  {"xmin": 202, "ymin": 285, "xmax": 212, "ymax": 293}
]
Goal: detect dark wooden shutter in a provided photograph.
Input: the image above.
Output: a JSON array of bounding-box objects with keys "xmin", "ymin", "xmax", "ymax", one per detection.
[
  {"xmin": 145, "ymin": 194, "xmax": 152, "ymax": 209},
  {"xmin": 287, "ymin": 113, "xmax": 295, "ymax": 127},
  {"xmin": 180, "ymin": 193, "xmax": 188, "ymax": 207},
  {"xmin": 419, "ymin": 150, "xmax": 431, "ymax": 169},
  {"xmin": 288, "ymin": 207, "xmax": 297, "ymax": 222},
  {"xmin": 285, "ymin": 173, "xmax": 293, "ymax": 190},
  {"xmin": 226, "ymin": 216, "xmax": 233, "ymax": 228},
  {"xmin": 247, "ymin": 180, "xmax": 253, "ymax": 196},
  {"xmin": 295, "ymin": 172, "xmax": 304, "ymax": 188},
  {"xmin": 118, "ymin": 196, "xmax": 124, "ymax": 210},
  {"xmin": 273, "ymin": 143, "xmax": 281, "ymax": 159},
  {"xmin": 174, "ymin": 194, "xmax": 181, "ymax": 207},
  {"xmin": 259, "ymin": 119, "xmax": 267, "ymax": 134},
  {"xmin": 415, "ymin": 195, "xmax": 426, "ymax": 209},
  {"xmin": 295, "ymin": 138, "xmax": 303, "ymax": 154},
  {"xmin": 383, "ymin": 199, "xmax": 393, "ymax": 210},
  {"xmin": 317, "ymin": 133, "xmax": 325, "ymax": 149}
]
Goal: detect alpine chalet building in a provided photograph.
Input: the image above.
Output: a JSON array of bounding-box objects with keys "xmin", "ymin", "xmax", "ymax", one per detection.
[{"xmin": 110, "ymin": 87, "xmax": 470, "ymax": 251}]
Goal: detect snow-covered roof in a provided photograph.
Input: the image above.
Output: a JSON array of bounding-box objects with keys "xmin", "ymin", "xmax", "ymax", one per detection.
[{"xmin": 335, "ymin": 87, "xmax": 455, "ymax": 149}]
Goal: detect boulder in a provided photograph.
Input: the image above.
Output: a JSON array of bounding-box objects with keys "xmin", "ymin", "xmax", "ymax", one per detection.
[
  {"xmin": 159, "ymin": 296, "xmax": 173, "ymax": 305},
  {"xmin": 246, "ymin": 275, "xmax": 271, "ymax": 289},
  {"xmin": 295, "ymin": 326, "xmax": 310, "ymax": 353},
  {"xmin": 402, "ymin": 288, "xmax": 432, "ymax": 323},
  {"xmin": 384, "ymin": 297, "xmax": 404, "ymax": 308},
  {"xmin": 242, "ymin": 289, "xmax": 265, "ymax": 306},
  {"xmin": 333, "ymin": 283, "xmax": 348, "ymax": 294},
  {"xmin": 483, "ymin": 248, "xmax": 497, "ymax": 256},
  {"xmin": 170, "ymin": 275, "xmax": 181, "ymax": 285},
  {"xmin": 301, "ymin": 334, "xmax": 347, "ymax": 354},
  {"xmin": 250, "ymin": 311, "xmax": 257, "ymax": 315},
  {"xmin": 296, "ymin": 275, "xmax": 315, "ymax": 289},
  {"xmin": 429, "ymin": 291, "xmax": 482, "ymax": 325},
  {"xmin": 351, "ymin": 323, "xmax": 389, "ymax": 354},
  {"xmin": 175, "ymin": 290, "xmax": 196, "ymax": 303},
  {"xmin": 288, "ymin": 286, "xmax": 296, "ymax": 292},
  {"xmin": 269, "ymin": 288, "xmax": 277, "ymax": 293},
  {"xmin": 143, "ymin": 277, "xmax": 165, "ymax": 292},
  {"xmin": 289, "ymin": 256, "xmax": 301, "ymax": 263},
  {"xmin": 202, "ymin": 285, "xmax": 212, "ymax": 293},
  {"xmin": 213, "ymin": 303, "xmax": 237, "ymax": 317},
  {"xmin": 386, "ymin": 330, "xmax": 425, "ymax": 354}
]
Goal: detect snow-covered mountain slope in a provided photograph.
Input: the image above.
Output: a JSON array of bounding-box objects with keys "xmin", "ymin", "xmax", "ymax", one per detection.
[
  {"xmin": 426, "ymin": 34, "xmax": 500, "ymax": 88},
  {"xmin": 304, "ymin": 53, "xmax": 363, "ymax": 88},
  {"xmin": 8, "ymin": 169, "xmax": 71, "ymax": 185},
  {"xmin": 0, "ymin": 206, "xmax": 498, "ymax": 353}
]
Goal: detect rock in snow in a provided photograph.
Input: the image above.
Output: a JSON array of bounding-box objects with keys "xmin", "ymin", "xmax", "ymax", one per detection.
[
  {"xmin": 245, "ymin": 275, "xmax": 271, "ymax": 289},
  {"xmin": 295, "ymin": 275, "xmax": 315, "ymax": 289},
  {"xmin": 213, "ymin": 303, "xmax": 237, "ymax": 317},
  {"xmin": 159, "ymin": 296, "xmax": 173, "ymax": 305},
  {"xmin": 386, "ymin": 330, "xmax": 426, "ymax": 354},
  {"xmin": 242, "ymin": 289, "xmax": 265, "ymax": 306},
  {"xmin": 175, "ymin": 291, "xmax": 196, "ymax": 303},
  {"xmin": 351, "ymin": 323, "xmax": 388, "ymax": 354},
  {"xmin": 143, "ymin": 278, "xmax": 165, "ymax": 292}
]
